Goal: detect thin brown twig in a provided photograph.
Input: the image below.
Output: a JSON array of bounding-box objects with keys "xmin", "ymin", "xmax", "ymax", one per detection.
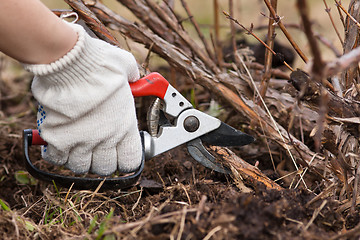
[
  {"xmin": 297, "ymin": 0, "xmax": 325, "ymax": 79},
  {"xmin": 335, "ymin": 0, "xmax": 360, "ymax": 28},
  {"xmin": 323, "ymin": 0, "xmax": 344, "ymax": 45},
  {"xmin": 259, "ymin": 0, "xmax": 277, "ymax": 99},
  {"xmin": 176, "ymin": 207, "xmax": 187, "ymax": 240},
  {"xmin": 304, "ymin": 200, "xmax": 327, "ymax": 231},
  {"xmin": 203, "ymin": 226, "xmax": 222, "ymax": 240},
  {"xmin": 195, "ymin": 195, "xmax": 207, "ymax": 222},
  {"xmin": 229, "ymin": 0, "xmax": 237, "ymax": 62},
  {"xmin": 305, "ymin": 182, "xmax": 336, "ymax": 207},
  {"xmin": 143, "ymin": 42, "xmax": 154, "ymax": 70},
  {"xmin": 336, "ymin": 1, "xmax": 346, "ymax": 27},
  {"xmin": 161, "ymin": 0, "xmax": 180, "ymax": 24},
  {"xmin": 214, "ymin": 0, "xmax": 224, "ymax": 67},
  {"xmin": 263, "ymin": 0, "xmax": 309, "ymax": 63}
]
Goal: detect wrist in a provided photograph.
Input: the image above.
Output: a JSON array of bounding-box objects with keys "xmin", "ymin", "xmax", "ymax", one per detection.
[{"xmin": 38, "ymin": 21, "xmax": 78, "ymax": 64}]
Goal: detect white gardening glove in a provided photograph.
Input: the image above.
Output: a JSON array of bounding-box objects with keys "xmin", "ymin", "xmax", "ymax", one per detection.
[{"xmin": 23, "ymin": 23, "xmax": 142, "ymax": 176}]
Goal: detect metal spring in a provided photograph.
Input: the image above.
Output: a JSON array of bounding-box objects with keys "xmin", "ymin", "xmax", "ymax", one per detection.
[{"xmin": 147, "ymin": 98, "xmax": 162, "ymax": 137}]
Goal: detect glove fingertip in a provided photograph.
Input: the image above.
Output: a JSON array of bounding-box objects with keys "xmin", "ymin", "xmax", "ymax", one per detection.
[
  {"xmin": 91, "ymin": 147, "xmax": 117, "ymax": 176},
  {"xmin": 42, "ymin": 145, "xmax": 68, "ymax": 166},
  {"xmin": 66, "ymin": 147, "xmax": 92, "ymax": 174},
  {"xmin": 116, "ymin": 139, "xmax": 142, "ymax": 173}
]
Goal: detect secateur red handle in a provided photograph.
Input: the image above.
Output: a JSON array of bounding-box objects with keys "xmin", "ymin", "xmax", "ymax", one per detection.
[
  {"xmin": 31, "ymin": 129, "xmax": 47, "ymax": 145},
  {"xmin": 31, "ymin": 72, "xmax": 169, "ymax": 146},
  {"xmin": 130, "ymin": 72, "xmax": 169, "ymax": 99}
]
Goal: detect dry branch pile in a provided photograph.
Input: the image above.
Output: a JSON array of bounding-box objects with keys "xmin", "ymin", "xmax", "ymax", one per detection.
[{"xmin": 67, "ymin": 0, "xmax": 360, "ymax": 195}]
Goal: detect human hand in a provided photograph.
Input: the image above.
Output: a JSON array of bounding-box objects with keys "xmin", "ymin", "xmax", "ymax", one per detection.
[{"xmin": 24, "ymin": 23, "xmax": 142, "ymax": 176}]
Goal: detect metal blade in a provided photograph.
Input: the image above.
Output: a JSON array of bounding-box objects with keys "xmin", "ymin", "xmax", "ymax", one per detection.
[
  {"xmin": 200, "ymin": 122, "xmax": 255, "ymax": 147},
  {"xmin": 187, "ymin": 138, "xmax": 231, "ymax": 174}
]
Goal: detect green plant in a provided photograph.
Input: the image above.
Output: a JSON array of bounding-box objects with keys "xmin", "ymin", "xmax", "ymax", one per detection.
[
  {"xmin": 0, "ymin": 198, "xmax": 11, "ymax": 211},
  {"xmin": 95, "ymin": 208, "xmax": 114, "ymax": 240}
]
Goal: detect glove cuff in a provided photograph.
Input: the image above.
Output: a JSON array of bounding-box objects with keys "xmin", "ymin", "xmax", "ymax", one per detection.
[{"xmin": 22, "ymin": 23, "xmax": 107, "ymax": 85}]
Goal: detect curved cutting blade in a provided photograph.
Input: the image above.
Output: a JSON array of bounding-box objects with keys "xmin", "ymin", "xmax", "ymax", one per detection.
[
  {"xmin": 200, "ymin": 122, "xmax": 255, "ymax": 147},
  {"xmin": 187, "ymin": 138, "xmax": 230, "ymax": 174}
]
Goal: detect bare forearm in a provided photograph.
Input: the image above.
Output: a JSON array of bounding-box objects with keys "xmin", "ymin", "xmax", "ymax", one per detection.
[{"xmin": 0, "ymin": 0, "xmax": 77, "ymax": 64}]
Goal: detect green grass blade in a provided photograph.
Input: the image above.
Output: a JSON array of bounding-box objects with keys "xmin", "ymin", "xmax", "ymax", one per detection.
[{"xmin": 0, "ymin": 198, "xmax": 11, "ymax": 211}]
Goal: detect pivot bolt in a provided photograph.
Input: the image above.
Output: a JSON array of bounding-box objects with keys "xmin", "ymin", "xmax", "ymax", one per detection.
[{"xmin": 184, "ymin": 116, "xmax": 200, "ymax": 132}]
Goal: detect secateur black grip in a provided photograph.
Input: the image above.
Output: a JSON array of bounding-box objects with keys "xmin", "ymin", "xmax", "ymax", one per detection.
[{"xmin": 23, "ymin": 129, "xmax": 145, "ymax": 190}]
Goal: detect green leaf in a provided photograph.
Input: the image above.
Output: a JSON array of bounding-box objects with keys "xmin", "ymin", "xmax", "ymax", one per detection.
[
  {"xmin": 15, "ymin": 171, "xmax": 37, "ymax": 185},
  {"xmin": 88, "ymin": 215, "xmax": 98, "ymax": 234},
  {"xmin": 16, "ymin": 217, "xmax": 36, "ymax": 232},
  {"xmin": 96, "ymin": 209, "xmax": 114, "ymax": 240},
  {"xmin": 24, "ymin": 220, "xmax": 35, "ymax": 232},
  {"xmin": 205, "ymin": 99, "xmax": 223, "ymax": 118},
  {"xmin": 0, "ymin": 198, "xmax": 11, "ymax": 211},
  {"xmin": 103, "ymin": 234, "xmax": 116, "ymax": 240},
  {"xmin": 190, "ymin": 88, "xmax": 196, "ymax": 107}
]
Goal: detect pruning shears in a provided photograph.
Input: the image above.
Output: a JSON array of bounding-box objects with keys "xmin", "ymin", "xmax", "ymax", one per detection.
[{"xmin": 23, "ymin": 72, "xmax": 254, "ymax": 189}]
